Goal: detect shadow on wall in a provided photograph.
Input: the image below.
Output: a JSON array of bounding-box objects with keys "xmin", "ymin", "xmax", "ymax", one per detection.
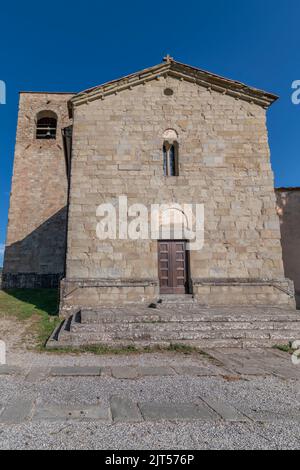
[
  {"xmin": 2, "ymin": 207, "xmax": 67, "ymax": 289},
  {"xmin": 276, "ymin": 190, "xmax": 300, "ymax": 309}
]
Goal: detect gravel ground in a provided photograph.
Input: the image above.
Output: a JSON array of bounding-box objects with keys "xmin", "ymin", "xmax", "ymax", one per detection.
[
  {"xmin": 0, "ymin": 368, "xmax": 300, "ymax": 449},
  {"xmin": 1, "ymin": 333, "xmax": 300, "ymax": 449},
  {"xmin": 1, "ymin": 419, "xmax": 300, "ymax": 450}
]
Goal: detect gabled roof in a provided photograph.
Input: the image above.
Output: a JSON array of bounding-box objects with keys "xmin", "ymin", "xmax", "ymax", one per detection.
[{"xmin": 69, "ymin": 56, "xmax": 278, "ymax": 112}]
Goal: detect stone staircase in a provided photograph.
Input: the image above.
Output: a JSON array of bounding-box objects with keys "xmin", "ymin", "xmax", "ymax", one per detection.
[{"xmin": 47, "ymin": 304, "xmax": 300, "ymax": 349}]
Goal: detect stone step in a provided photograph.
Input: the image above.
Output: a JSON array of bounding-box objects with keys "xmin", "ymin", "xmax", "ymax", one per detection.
[
  {"xmin": 48, "ymin": 321, "xmax": 299, "ymax": 349},
  {"xmin": 47, "ymin": 319, "xmax": 69, "ymax": 345},
  {"xmin": 48, "ymin": 336, "xmax": 294, "ymax": 350},
  {"xmin": 80, "ymin": 307, "xmax": 300, "ymax": 324},
  {"xmin": 157, "ymin": 294, "xmax": 196, "ymax": 305},
  {"xmin": 72, "ymin": 321, "xmax": 300, "ymax": 333},
  {"xmin": 64, "ymin": 323, "xmax": 300, "ymax": 342},
  {"xmin": 46, "ymin": 306, "xmax": 300, "ymax": 350}
]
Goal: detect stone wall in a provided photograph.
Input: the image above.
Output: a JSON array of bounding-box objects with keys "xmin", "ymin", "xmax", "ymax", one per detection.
[
  {"xmin": 276, "ymin": 188, "xmax": 300, "ymax": 308},
  {"xmin": 2, "ymin": 92, "xmax": 73, "ymax": 288},
  {"xmin": 61, "ymin": 74, "xmax": 294, "ymax": 314}
]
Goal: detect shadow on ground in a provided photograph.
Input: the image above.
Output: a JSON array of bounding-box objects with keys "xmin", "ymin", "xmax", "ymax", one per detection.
[{"xmin": 1, "ymin": 289, "xmax": 59, "ymax": 317}]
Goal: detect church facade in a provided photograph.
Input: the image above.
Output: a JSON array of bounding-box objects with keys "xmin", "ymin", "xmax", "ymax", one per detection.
[{"xmin": 2, "ymin": 58, "xmax": 296, "ymax": 316}]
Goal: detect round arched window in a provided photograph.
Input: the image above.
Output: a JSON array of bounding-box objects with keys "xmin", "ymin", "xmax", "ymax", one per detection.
[{"xmin": 36, "ymin": 110, "xmax": 58, "ymax": 139}]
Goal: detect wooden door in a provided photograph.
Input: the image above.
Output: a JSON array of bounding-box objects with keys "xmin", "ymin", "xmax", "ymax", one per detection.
[{"xmin": 158, "ymin": 240, "xmax": 188, "ymax": 294}]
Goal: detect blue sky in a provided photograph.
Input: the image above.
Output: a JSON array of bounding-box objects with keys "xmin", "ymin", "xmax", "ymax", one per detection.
[{"xmin": 0, "ymin": 0, "xmax": 299, "ymax": 266}]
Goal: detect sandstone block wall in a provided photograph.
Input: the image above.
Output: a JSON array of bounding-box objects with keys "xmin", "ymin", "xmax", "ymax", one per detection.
[
  {"xmin": 2, "ymin": 92, "xmax": 73, "ymax": 288},
  {"xmin": 61, "ymin": 75, "xmax": 294, "ymax": 314},
  {"xmin": 276, "ymin": 188, "xmax": 300, "ymax": 308}
]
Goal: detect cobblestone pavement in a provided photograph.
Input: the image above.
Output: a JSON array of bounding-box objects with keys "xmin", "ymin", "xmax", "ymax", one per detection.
[{"xmin": 0, "ymin": 348, "xmax": 300, "ymax": 449}]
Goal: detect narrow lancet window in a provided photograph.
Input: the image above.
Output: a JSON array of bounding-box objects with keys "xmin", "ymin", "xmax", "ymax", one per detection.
[
  {"xmin": 163, "ymin": 145, "xmax": 168, "ymax": 176},
  {"xmin": 163, "ymin": 142, "xmax": 178, "ymax": 176},
  {"xmin": 169, "ymin": 145, "xmax": 176, "ymax": 176},
  {"xmin": 162, "ymin": 129, "xmax": 179, "ymax": 177}
]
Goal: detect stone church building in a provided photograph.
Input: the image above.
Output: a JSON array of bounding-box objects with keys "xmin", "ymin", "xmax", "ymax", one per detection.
[{"xmin": 2, "ymin": 57, "xmax": 299, "ymax": 326}]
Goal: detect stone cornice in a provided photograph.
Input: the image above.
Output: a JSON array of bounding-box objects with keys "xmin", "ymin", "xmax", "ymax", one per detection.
[{"xmin": 69, "ymin": 59, "xmax": 278, "ymax": 112}]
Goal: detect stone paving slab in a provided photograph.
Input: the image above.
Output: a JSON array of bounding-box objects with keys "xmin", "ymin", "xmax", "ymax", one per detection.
[
  {"xmin": 139, "ymin": 402, "xmax": 218, "ymax": 422},
  {"xmin": 0, "ymin": 399, "xmax": 34, "ymax": 424},
  {"xmin": 203, "ymin": 348, "xmax": 299, "ymax": 378},
  {"xmin": 50, "ymin": 366, "xmax": 102, "ymax": 377},
  {"xmin": 200, "ymin": 397, "xmax": 250, "ymax": 422},
  {"xmin": 25, "ymin": 367, "xmax": 50, "ymax": 382},
  {"xmin": 111, "ymin": 366, "xmax": 139, "ymax": 379},
  {"xmin": 269, "ymin": 366, "xmax": 300, "ymax": 380},
  {"xmin": 138, "ymin": 366, "xmax": 176, "ymax": 377},
  {"xmin": 204, "ymin": 355, "xmax": 266, "ymax": 375},
  {"xmin": 100, "ymin": 366, "xmax": 113, "ymax": 377},
  {"xmin": 242, "ymin": 409, "xmax": 300, "ymax": 424},
  {"xmin": 33, "ymin": 404, "xmax": 110, "ymax": 422},
  {"xmin": 2, "ymin": 397, "xmax": 299, "ymax": 425},
  {"xmin": 0, "ymin": 365, "xmax": 22, "ymax": 376},
  {"xmin": 110, "ymin": 396, "xmax": 142, "ymax": 423},
  {"xmin": 174, "ymin": 366, "xmax": 220, "ymax": 376},
  {"xmin": 227, "ymin": 365, "xmax": 269, "ymax": 376}
]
